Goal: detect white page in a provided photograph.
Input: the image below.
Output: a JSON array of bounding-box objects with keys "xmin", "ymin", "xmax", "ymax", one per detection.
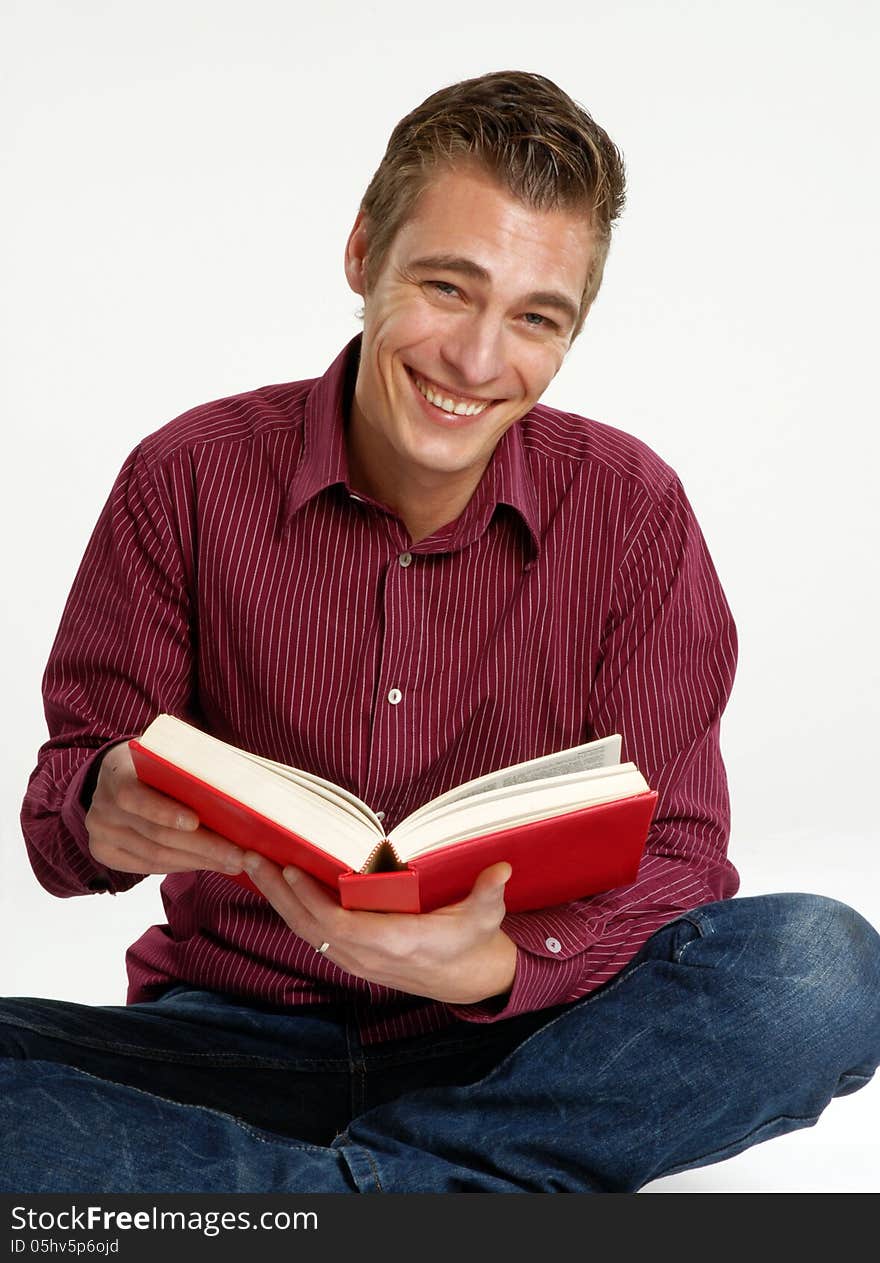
[
  {"xmin": 391, "ymin": 762, "xmax": 647, "ymax": 859},
  {"xmin": 140, "ymin": 716, "xmax": 381, "ymax": 869},
  {"xmin": 237, "ymin": 748, "xmax": 381, "ymax": 829},
  {"xmin": 397, "ymin": 734, "xmax": 623, "ymax": 830}
]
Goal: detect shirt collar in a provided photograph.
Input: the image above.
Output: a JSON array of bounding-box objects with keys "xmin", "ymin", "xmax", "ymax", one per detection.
[
  {"xmin": 284, "ymin": 333, "xmax": 541, "ymax": 560},
  {"xmin": 284, "ymin": 336, "xmax": 358, "ymax": 517}
]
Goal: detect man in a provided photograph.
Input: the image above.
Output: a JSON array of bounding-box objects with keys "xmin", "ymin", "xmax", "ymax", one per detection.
[{"xmin": 7, "ymin": 71, "xmax": 880, "ymax": 1192}]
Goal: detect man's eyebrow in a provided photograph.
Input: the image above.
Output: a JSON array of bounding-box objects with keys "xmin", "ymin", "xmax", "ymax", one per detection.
[
  {"xmin": 524, "ymin": 289, "xmax": 580, "ymax": 329},
  {"xmin": 409, "ymin": 254, "xmax": 493, "ymax": 283},
  {"xmin": 407, "ymin": 254, "xmax": 580, "ymax": 328}
]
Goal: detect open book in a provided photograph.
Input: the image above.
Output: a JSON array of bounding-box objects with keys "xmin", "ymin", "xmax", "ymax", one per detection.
[{"xmin": 129, "ymin": 715, "xmax": 658, "ymax": 914}]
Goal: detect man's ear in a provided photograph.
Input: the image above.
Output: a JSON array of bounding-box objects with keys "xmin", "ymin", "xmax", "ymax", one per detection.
[{"xmin": 344, "ymin": 211, "xmax": 370, "ymax": 298}]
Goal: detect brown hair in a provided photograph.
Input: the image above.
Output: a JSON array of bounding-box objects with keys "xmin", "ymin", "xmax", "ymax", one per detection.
[{"xmin": 358, "ymin": 71, "xmax": 626, "ymax": 335}]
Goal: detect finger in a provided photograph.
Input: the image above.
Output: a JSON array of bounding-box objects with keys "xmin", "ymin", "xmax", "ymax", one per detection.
[
  {"xmin": 243, "ymin": 853, "xmax": 327, "ymax": 945},
  {"xmin": 97, "ymin": 805, "xmax": 246, "ymax": 871},
  {"xmin": 469, "ymin": 861, "xmax": 513, "ymax": 903},
  {"xmin": 100, "ymin": 755, "xmax": 202, "ymax": 833},
  {"xmin": 111, "ymin": 784, "xmax": 200, "ymax": 833},
  {"xmin": 280, "ymin": 865, "xmax": 342, "ymax": 917},
  {"xmin": 90, "ymin": 826, "xmax": 246, "ymax": 875},
  {"xmin": 280, "ymin": 866, "xmax": 416, "ymax": 967}
]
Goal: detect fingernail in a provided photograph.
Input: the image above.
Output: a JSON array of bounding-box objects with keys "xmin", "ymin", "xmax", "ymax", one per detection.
[
  {"xmin": 242, "ymin": 853, "xmax": 260, "ymax": 877},
  {"xmin": 283, "ymin": 866, "xmax": 299, "ymax": 885},
  {"xmin": 176, "ymin": 812, "xmax": 198, "ymax": 831}
]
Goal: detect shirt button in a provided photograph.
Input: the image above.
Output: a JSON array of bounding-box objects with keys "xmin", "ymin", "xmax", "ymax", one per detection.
[
  {"xmin": 387, "ymin": 688, "xmax": 402, "ymax": 705},
  {"xmin": 398, "ymin": 551, "xmax": 413, "ymax": 567},
  {"xmin": 376, "ymin": 811, "xmax": 385, "ymax": 821},
  {"xmin": 545, "ymin": 937, "xmax": 562, "ymax": 954}
]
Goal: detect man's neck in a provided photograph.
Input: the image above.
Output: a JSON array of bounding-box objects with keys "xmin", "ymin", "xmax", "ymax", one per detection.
[
  {"xmin": 345, "ymin": 415, "xmax": 489, "ymax": 546},
  {"xmin": 347, "ymin": 441, "xmax": 486, "ymax": 544}
]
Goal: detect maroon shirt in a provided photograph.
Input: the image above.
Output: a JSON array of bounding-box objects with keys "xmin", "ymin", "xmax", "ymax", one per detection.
[{"xmin": 21, "ymin": 335, "xmax": 739, "ymax": 1043}]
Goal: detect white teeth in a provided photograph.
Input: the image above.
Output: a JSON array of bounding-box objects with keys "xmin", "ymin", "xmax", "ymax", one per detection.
[{"xmin": 413, "ymin": 373, "xmax": 489, "ymax": 416}]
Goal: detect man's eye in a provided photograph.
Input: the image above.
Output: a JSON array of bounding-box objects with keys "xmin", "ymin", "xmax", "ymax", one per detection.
[
  {"xmin": 523, "ymin": 313, "xmax": 551, "ymax": 329},
  {"xmin": 428, "ymin": 281, "xmax": 459, "ymax": 297}
]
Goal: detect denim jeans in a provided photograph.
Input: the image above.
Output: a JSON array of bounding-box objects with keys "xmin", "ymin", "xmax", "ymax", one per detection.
[{"xmin": 1, "ymin": 893, "xmax": 879, "ymax": 1193}]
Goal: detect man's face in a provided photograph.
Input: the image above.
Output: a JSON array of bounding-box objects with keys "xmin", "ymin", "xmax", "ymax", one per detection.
[{"xmin": 344, "ymin": 163, "xmax": 594, "ymax": 496}]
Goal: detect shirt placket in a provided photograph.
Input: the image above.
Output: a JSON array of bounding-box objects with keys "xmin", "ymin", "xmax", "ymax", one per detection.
[{"xmin": 363, "ymin": 542, "xmax": 425, "ymax": 828}]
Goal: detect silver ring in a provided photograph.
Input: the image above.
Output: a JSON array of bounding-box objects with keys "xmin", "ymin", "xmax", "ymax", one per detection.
[{"xmin": 315, "ymin": 941, "xmax": 331, "ymax": 955}]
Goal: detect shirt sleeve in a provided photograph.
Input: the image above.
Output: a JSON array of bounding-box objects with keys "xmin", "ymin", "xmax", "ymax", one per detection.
[
  {"xmin": 20, "ymin": 445, "xmax": 196, "ymax": 897},
  {"xmin": 447, "ymin": 471, "xmax": 739, "ymax": 1023}
]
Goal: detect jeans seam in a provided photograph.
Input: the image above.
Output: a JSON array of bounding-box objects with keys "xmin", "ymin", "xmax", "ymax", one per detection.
[
  {"xmin": 2, "ymin": 1011, "xmax": 525, "ymax": 1071},
  {"xmin": 335, "ymin": 1139, "xmax": 384, "ymax": 1192},
  {"xmin": 0, "ymin": 1015, "xmax": 349, "ymax": 1070},
  {"xmin": 344, "ymin": 1004, "xmax": 366, "ymax": 1119},
  {"xmin": 362, "ymin": 1032, "xmax": 528, "ymax": 1066},
  {"xmin": 363, "ymin": 1148, "xmax": 384, "ymax": 1192},
  {"xmin": 671, "ymin": 910, "xmax": 714, "ymax": 964}
]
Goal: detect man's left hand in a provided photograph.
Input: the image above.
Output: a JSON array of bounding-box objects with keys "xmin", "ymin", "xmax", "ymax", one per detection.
[{"xmin": 242, "ymin": 853, "xmax": 517, "ymax": 1005}]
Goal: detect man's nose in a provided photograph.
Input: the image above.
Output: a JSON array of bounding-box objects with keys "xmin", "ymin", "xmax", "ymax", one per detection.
[{"xmin": 439, "ymin": 313, "xmax": 506, "ymax": 390}]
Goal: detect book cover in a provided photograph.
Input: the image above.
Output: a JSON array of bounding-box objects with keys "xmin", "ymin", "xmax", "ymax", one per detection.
[{"xmin": 129, "ymin": 740, "xmax": 658, "ymax": 913}]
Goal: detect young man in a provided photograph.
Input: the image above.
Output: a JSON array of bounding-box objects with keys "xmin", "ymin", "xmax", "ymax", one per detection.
[{"xmin": 8, "ymin": 71, "xmax": 880, "ymax": 1193}]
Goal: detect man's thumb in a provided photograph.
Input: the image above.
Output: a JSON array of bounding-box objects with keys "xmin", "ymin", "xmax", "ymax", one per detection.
[{"xmin": 474, "ymin": 861, "xmax": 512, "ymax": 899}]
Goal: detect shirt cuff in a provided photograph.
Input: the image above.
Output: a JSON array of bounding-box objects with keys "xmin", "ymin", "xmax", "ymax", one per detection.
[
  {"xmin": 445, "ymin": 904, "xmax": 594, "ymax": 1024},
  {"xmin": 60, "ymin": 736, "xmax": 140, "ymax": 894}
]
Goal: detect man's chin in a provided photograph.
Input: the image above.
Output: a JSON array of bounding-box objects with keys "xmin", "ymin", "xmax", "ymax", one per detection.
[{"xmin": 402, "ymin": 438, "xmax": 496, "ymax": 483}]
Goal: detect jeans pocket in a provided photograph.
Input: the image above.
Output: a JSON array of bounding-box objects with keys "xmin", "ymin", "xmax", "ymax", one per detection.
[{"xmin": 669, "ymin": 911, "xmax": 713, "ymax": 965}]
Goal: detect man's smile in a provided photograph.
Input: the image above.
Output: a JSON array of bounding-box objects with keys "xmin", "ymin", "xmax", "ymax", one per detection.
[{"xmin": 405, "ymin": 365, "xmax": 498, "ymax": 417}]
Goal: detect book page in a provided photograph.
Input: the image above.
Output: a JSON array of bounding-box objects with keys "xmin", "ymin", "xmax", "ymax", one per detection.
[
  {"xmin": 391, "ymin": 761, "xmax": 647, "ymax": 859},
  {"xmin": 236, "ymin": 750, "xmax": 381, "ymax": 830},
  {"xmin": 398, "ymin": 733, "xmax": 622, "ymax": 830},
  {"xmin": 139, "ymin": 716, "xmax": 382, "ymax": 870}
]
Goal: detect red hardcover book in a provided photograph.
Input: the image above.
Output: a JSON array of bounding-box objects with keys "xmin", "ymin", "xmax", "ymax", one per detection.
[{"xmin": 129, "ymin": 715, "xmax": 658, "ymax": 914}]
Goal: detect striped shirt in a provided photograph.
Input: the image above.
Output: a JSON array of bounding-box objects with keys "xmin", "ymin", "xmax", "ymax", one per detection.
[{"xmin": 21, "ymin": 334, "xmax": 739, "ymax": 1044}]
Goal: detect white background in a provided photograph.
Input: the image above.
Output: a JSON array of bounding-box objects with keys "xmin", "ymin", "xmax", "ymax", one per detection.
[{"xmin": 1, "ymin": 0, "xmax": 878, "ymax": 1192}]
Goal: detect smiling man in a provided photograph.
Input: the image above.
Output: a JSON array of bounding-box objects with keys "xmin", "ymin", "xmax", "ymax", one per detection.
[
  {"xmin": 344, "ymin": 162, "xmax": 591, "ymax": 543},
  {"xmin": 8, "ymin": 71, "xmax": 880, "ymax": 1194}
]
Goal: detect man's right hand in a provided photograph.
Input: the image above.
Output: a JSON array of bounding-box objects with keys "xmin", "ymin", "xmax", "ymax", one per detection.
[{"xmin": 85, "ymin": 741, "xmax": 246, "ymax": 876}]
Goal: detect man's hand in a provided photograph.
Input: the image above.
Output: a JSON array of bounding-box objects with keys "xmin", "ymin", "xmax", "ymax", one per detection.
[
  {"xmin": 85, "ymin": 741, "xmax": 246, "ymax": 876},
  {"xmin": 243, "ymin": 853, "xmax": 517, "ymax": 1005}
]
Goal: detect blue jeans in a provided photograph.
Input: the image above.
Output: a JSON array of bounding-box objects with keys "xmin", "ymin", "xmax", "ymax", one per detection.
[{"xmin": 1, "ymin": 893, "xmax": 879, "ymax": 1193}]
